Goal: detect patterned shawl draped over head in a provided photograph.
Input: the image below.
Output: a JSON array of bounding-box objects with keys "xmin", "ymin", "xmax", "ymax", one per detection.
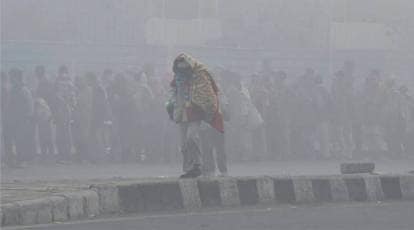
[{"xmin": 171, "ymin": 53, "xmax": 224, "ymax": 133}]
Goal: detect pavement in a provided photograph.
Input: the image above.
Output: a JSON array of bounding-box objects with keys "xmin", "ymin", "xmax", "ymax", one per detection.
[
  {"xmin": 2, "ymin": 160, "xmax": 414, "ymax": 204},
  {"xmin": 6, "ymin": 201, "xmax": 414, "ymax": 230}
]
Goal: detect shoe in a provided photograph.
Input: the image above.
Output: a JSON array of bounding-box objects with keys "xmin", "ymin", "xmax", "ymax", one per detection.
[{"xmin": 180, "ymin": 165, "xmax": 202, "ymax": 178}]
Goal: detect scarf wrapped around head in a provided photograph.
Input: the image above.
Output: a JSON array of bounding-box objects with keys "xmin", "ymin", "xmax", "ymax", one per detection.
[{"xmin": 171, "ymin": 53, "xmax": 224, "ymax": 133}]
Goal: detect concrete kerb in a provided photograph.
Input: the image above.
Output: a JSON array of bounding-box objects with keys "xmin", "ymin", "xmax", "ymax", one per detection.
[{"xmin": 2, "ymin": 173, "xmax": 414, "ymax": 227}]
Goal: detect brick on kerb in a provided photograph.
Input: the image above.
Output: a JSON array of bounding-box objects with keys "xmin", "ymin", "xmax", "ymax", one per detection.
[
  {"xmin": 256, "ymin": 177, "xmax": 275, "ymax": 204},
  {"xmin": 1, "ymin": 203, "xmax": 20, "ymax": 226},
  {"xmin": 138, "ymin": 181, "xmax": 184, "ymax": 212},
  {"xmin": 117, "ymin": 184, "xmax": 145, "ymax": 213},
  {"xmin": 57, "ymin": 193, "xmax": 84, "ymax": 220},
  {"xmin": 329, "ymin": 177, "xmax": 349, "ymax": 202},
  {"xmin": 293, "ymin": 177, "xmax": 315, "ymax": 203},
  {"xmin": 90, "ymin": 184, "xmax": 120, "ymax": 214},
  {"xmin": 179, "ymin": 179, "xmax": 202, "ymax": 210},
  {"xmin": 15, "ymin": 198, "xmax": 53, "ymax": 225},
  {"xmin": 380, "ymin": 176, "xmax": 402, "ymax": 200},
  {"xmin": 344, "ymin": 176, "xmax": 368, "ymax": 202},
  {"xmin": 311, "ymin": 178, "xmax": 333, "ymax": 202},
  {"xmin": 273, "ymin": 177, "xmax": 296, "ymax": 203},
  {"xmin": 400, "ymin": 174, "xmax": 414, "ymax": 200},
  {"xmin": 197, "ymin": 179, "xmax": 222, "ymax": 207},
  {"xmin": 237, "ymin": 178, "xmax": 259, "ymax": 206},
  {"xmin": 364, "ymin": 176, "xmax": 384, "ymax": 201},
  {"xmin": 218, "ymin": 177, "xmax": 240, "ymax": 207},
  {"xmin": 80, "ymin": 190, "xmax": 100, "ymax": 218},
  {"xmin": 47, "ymin": 196, "xmax": 69, "ymax": 222}
]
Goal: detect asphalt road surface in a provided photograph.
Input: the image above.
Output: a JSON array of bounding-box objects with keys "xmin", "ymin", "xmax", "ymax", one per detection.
[{"xmin": 9, "ymin": 201, "xmax": 414, "ymax": 230}]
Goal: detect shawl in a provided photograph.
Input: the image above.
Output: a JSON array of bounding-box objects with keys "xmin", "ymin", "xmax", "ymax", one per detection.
[{"xmin": 171, "ymin": 53, "xmax": 224, "ymax": 133}]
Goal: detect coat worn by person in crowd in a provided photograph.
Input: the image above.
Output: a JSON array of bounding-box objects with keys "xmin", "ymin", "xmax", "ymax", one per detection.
[{"xmin": 167, "ymin": 53, "xmax": 224, "ymax": 133}]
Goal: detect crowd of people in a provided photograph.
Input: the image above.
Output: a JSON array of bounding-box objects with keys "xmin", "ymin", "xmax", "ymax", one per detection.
[
  {"xmin": 1, "ymin": 64, "xmax": 172, "ymax": 167},
  {"xmin": 1, "ymin": 60, "xmax": 414, "ymax": 169},
  {"xmin": 222, "ymin": 61, "xmax": 414, "ymax": 162}
]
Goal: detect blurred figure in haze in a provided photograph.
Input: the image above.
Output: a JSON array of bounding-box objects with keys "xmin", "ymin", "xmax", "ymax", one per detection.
[
  {"xmin": 35, "ymin": 65, "xmax": 54, "ymax": 108},
  {"xmin": 290, "ymin": 68, "xmax": 318, "ymax": 159},
  {"xmin": 111, "ymin": 73, "xmax": 138, "ymax": 162},
  {"xmin": 133, "ymin": 71, "xmax": 155, "ymax": 162},
  {"xmin": 8, "ymin": 68, "xmax": 35, "ymax": 165},
  {"xmin": 87, "ymin": 72, "xmax": 110, "ymax": 163},
  {"xmin": 101, "ymin": 69, "xmax": 114, "ymax": 157},
  {"xmin": 357, "ymin": 70, "xmax": 384, "ymax": 157},
  {"xmin": 249, "ymin": 74, "xmax": 269, "ymax": 160},
  {"xmin": 34, "ymin": 97, "xmax": 54, "ymax": 160},
  {"xmin": 266, "ymin": 70, "xmax": 292, "ymax": 160},
  {"xmin": 331, "ymin": 68, "xmax": 355, "ymax": 158},
  {"xmin": 72, "ymin": 76, "xmax": 92, "ymax": 162},
  {"xmin": 311, "ymin": 74, "xmax": 332, "ymax": 159},
  {"xmin": 54, "ymin": 65, "xmax": 75, "ymax": 162},
  {"xmin": 1, "ymin": 72, "xmax": 14, "ymax": 166},
  {"xmin": 226, "ymin": 73, "xmax": 260, "ymax": 162},
  {"xmin": 398, "ymin": 85, "xmax": 414, "ymax": 156},
  {"xmin": 383, "ymin": 78, "xmax": 406, "ymax": 158}
]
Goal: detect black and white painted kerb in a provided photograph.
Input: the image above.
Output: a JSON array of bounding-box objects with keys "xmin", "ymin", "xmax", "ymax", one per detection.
[{"xmin": 2, "ymin": 174, "xmax": 414, "ymax": 227}]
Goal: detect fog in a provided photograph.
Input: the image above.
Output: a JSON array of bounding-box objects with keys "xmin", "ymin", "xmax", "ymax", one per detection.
[{"xmin": 1, "ymin": 0, "xmax": 414, "ymax": 176}]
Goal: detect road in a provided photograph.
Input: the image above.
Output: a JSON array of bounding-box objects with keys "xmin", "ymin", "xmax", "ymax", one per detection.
[{"xmin": 9, "ymin": 201, "xmax": 414, "ymax": 230}]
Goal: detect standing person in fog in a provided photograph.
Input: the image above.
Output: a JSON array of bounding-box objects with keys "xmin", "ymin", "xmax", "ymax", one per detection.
[
  {"xmin": 290, "ymin": 69, "xmax": 317, "ymax": 159},
  {"xmin": 269, "ymin": 70, "xmax": 292, "ymax": 160},
  {"xmin": 398, "ymin": 85, "xmax": 414, "ymax": 156},
  {"xmin": 133, "ymin": 72, "xmax": 155, "ymax": 162},
  {"xmin": 54, "ymin": 65, "xmax": 75, "ymax": 163},
  {"xmin": 1, "ymin": 72, "xmax": 13, "ymax": 166},
  {"xmin": 72, "ymin": 76, "xmax": 93, "ymax": 162},
  {"xmin": 87, "ymin": 72, "xmax": 110, "ymax": 163},
  {"xmin": 311, "ymin": 74, "xmax": 332, "ymax": 159},
  {"xmin": 34, "ymin": 97, "xmax": 54, "ymax": 161},
  {"xmin": 35, "ymin": 65, "xmax": 54, "ymax": 107},
  {"xmin": 331, "ymin": 69, "xmax": 355, "ymax": 158},
  {"xmin": 383, "ymin": 78, "xmax": 406, "ymax": 158},
  {"xmin": 8, "ymin": 68, "xmax": 35, "ymax": 165},
  {"xmin": 112, "ymin": 73, "xmax": 138, "ymax": 162},
  {"xmin": 167, "ymin": 53, "xmax": 224, "ymax": 178}
]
